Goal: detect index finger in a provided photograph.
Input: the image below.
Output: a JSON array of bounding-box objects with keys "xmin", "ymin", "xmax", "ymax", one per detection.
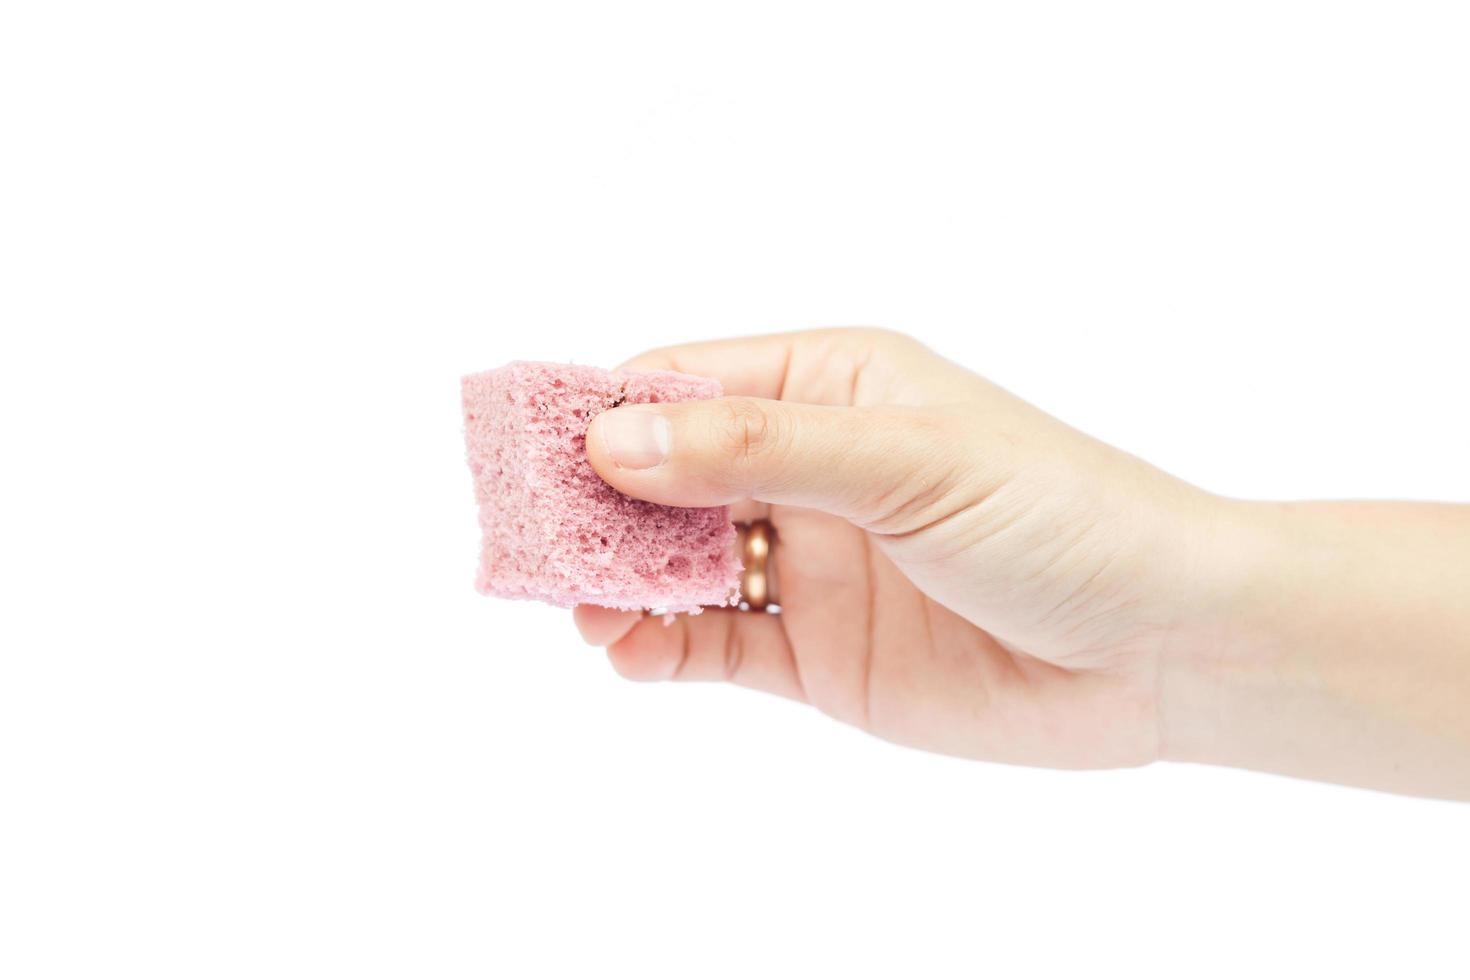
[
  {"xmin": 618, "ymin": 328, "xmax": 972, "ymax": 408},
  {"xmin": 617, "ymin": 332, "xmax": 801, "ymax": 400}
]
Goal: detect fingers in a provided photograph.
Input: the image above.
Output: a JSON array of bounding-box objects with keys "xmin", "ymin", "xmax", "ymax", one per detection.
[
  {"xmin": 618, "ymin": 327, "xmax": 975, "ymax": 407},
  {"xmin": 572, "ymin": 605, "xmax": 642, "ymax": 647},
  {"xmin": 619, "ymin": 332, "xmax": 805, "ymax": 399},
  {"xmin": 574, "ymin": 606, "xmax": 806, "ymax": 702},
  {"xmin": 585, "ymin": 396, "xmax": 989, "ymax": 530}
]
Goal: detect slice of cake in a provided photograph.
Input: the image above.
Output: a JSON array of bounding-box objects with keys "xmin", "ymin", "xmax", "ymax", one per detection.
[{"xmin": 462, "ymin": 361, "xmax": 742, "ymax": 612}]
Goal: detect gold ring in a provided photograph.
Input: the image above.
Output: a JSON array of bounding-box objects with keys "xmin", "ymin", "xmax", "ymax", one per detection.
[{"xmin": 736, "ymin": 519, "xmax": 778, "ymax": 612}]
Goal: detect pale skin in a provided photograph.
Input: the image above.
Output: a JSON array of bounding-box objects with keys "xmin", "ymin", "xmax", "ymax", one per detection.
[{"xmin": 573, "ymin": 329, "xmax": 1470, "ymax": 800}]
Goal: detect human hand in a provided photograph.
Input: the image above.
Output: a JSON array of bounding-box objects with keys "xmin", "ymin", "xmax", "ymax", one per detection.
[
  {"xmin": 572, "ymin": 329, "xmax": 1470, "ymax": 797},
  {"xmin": 572, "ymin": 329, "xmax": 1216, "ymax": 769}
]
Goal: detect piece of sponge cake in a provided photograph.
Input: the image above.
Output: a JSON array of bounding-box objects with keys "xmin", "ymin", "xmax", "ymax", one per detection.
[{"xmin": 462, "ymin": 361, "xmax": 741, "ymax": 613}]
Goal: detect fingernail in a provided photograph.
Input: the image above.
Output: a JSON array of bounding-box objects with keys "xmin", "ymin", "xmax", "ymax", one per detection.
[{"xmin": 599, "ymin": 408, "xmax": 670, "ymax": 469}]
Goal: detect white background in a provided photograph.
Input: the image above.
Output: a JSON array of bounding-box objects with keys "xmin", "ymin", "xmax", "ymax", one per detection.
[{"xmin": 3, "ymin": 1, "xmax": 1468, "ymax": 977}]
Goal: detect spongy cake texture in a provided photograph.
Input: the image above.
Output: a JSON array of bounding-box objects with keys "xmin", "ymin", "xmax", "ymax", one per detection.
[{"xmin": 462, "ymin": 362, "xmax": 741, "ymax": 612}]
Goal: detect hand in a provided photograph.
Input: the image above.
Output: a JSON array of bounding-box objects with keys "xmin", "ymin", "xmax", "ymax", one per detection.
[
  {"xmin": 573, "ymin": 328, "xmax": 1214, "ymax": 769},
  {"xmin": 573, "ymin": 329, "xmax": 1470, "ymax": 797}
]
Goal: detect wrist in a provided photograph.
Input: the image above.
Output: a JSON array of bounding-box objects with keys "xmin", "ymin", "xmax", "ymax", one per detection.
[{"xmin": 1154, "ymin": 496, "xmax": 1286, "ymax": 768}]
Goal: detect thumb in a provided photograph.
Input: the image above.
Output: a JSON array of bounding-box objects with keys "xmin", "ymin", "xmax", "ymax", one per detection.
[{"xmin": 584, "ymin": 396, "xmax": 987, "ymax": 528}]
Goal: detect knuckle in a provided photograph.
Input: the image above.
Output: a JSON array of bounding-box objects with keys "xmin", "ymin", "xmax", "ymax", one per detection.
[
  {"xmin": 839, "ymin": 326, "xmax": 920, "ymax": 352},
  {"xmin": 715, "ymin": 397, "xmax": 783, "ymax": 467}
]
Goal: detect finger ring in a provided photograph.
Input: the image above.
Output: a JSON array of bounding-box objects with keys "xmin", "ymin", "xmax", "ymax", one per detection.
[{"xmin": 736, "ymin": 519, "xmax": 778, "ymax": 612}]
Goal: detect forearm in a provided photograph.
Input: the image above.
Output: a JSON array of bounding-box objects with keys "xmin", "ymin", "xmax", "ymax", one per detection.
[{"xmin": 1161, "ymin": 499, "xmax": 1470, "ymax": 799}]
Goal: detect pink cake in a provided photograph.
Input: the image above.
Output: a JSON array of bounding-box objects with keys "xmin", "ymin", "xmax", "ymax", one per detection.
[{"xmin": 462, "ymin": 361, "xmax": 742, "ymax": 612}]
